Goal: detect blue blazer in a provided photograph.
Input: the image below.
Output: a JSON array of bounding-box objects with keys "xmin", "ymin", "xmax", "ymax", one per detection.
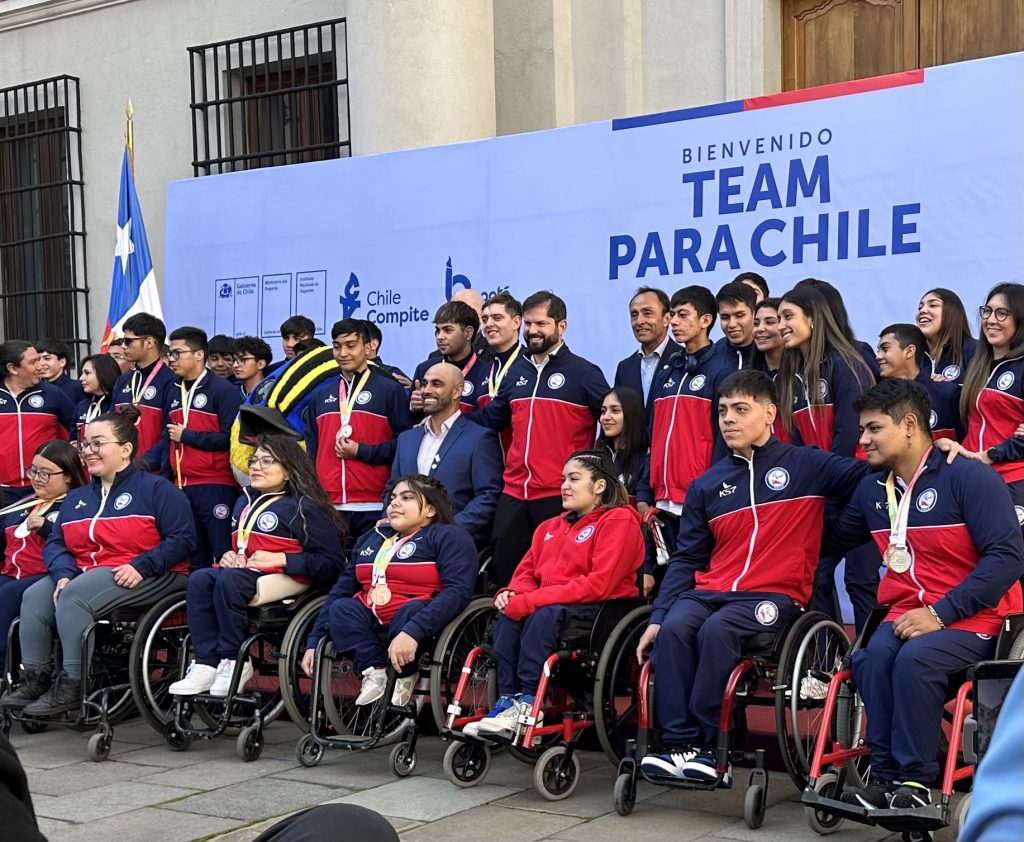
[
  {"xmin": 387, "ymin": 414, "xmax": 502, "ymax": 542},
  {"xmin": 613, "ymin": 338, "xmax": 682, "ymax": 414}
]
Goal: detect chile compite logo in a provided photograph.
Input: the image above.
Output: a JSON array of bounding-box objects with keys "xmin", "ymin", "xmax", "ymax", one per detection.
[{"xmin": 340, "ymin": 273, "xmax": 361, "ymax": 318}]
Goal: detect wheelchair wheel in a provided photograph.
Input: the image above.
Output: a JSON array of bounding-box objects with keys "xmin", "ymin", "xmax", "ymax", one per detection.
[
  {"xmin": 775, "ymin": 612, "xmax": 850, "ymax": 790},
  {"xmin": 613, "ymin": 772, "xmax": 636, "ymax": 816},
  {"xmin": 389, "ymin": 742, "xmax": 416, "ymax": 778},
  {"xmin": 806, "ymin": 772, "xmax": 844, "ymax": 835},
  {"xmin": 744, "ymin": 783, "xmax": 767, "ymax": 830},
  {"xmin": 193, "ymin": 633, "xmax": 287, "ymax": 732},
  {"xmin": 443, "ymin": 740, "xmax": 491, "ymax": 787},
  {"xmin": 428, "ymin": 597, "xmax": 498, "ymax": 731},
  {"xmin": 534, "ymin": 745, "xmax": 581, "ymax": 801},
  {"xmin": 279, "ymin": 594, "xmax": 327, "ymax": 731},
  {"xmin": 954, "ymin": 793, "xmax": 972, "ymax": 837},
  {"xmin": 594, "ymin": 604, "xmax": 650, "ymax": 764},
  {"xmin": 129, "ymin": 594, "xmax": 190, "ymax": 732},
  {"xmin": 20, "ymin": 719, "xmax": 48, "ymax": 735},
  {"xmin": 236, "ymin": 723, "xmax": 264, "ymax": 762},
  {"xmin": 1008, "ymin": 628, "xmax": 1024, "ymax": 660},
  {"xmin": 296, "ymin": 732, "xmax": 325, "ymax": 767}
]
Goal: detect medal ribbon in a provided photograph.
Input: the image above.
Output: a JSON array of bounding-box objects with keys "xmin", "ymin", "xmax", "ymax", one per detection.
[
  {"xmin": 370, "ymin": 530, "xmax": 419, "ymax": 588},
  {"xmin": 174, "ymin": 370, "xmax": 208, "ymax": 488},
  {"xmin": 884, "ymin": 447, "xmax": 933, "ymax": 550},
  {"xmin": 0, "ymin": 495, "xmax": 49, "ymax": 518},
  {"xmin": 455, "ymin": 352, "xmax": 478, "ymax": 378},
  {"xmin": 236, "ymin": 492, "xmax": 285, "ymax": 551},
  {"xmin": 84, "ymin": 397, "xmax": 105, "ymax": 424},
  {"xmin": 130, "ymin": 361, "xmax": 165, "ymax": 405},
  {"xmin": 487, "ymin": 347, "xmax": 520, "ymax": 397},
  {"xmin": 338, "ymin": 369, "xmax": 371, "ymax": 434}
]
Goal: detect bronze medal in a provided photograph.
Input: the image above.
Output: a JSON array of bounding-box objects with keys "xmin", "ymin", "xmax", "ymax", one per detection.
[{"xmin": 371, "ymin": 584, "xmax": 392, "ymax": 606}]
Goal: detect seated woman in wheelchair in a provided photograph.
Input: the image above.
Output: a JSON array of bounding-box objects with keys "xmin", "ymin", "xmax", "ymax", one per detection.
[
  {"xmin": 466, "ymin": 449, "xmax": 643, "ymax": 739},
  {"xmin": 0, "ymin": 440, "xmax": 87, "ymax": 670},
  {"xmin": 168, "ymin": 434, "xmax": 346, "ymax": 698},
  {"xmin": 634, "ymin": 370, "xmax": 871, "ymax": 783},
  {"xmin": 1, "ymin": 406, "xmax": 195, "ymax": 715},
  {"xmin": 829, "ymin": 378, "xmax": 1024, "ymax": 811},
  {"xmin": 302, "ymin": 474, "xmax": 476, "ymax": 708}
]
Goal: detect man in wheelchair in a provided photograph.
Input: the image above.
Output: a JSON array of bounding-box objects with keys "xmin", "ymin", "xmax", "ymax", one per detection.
[
  {"xmin": 635, "ymin": 370, "xmax": 872, "ymax": 782},
  {"xmin": 830, "ymin": 378, "xmax": 1024, "ymax": 811}
]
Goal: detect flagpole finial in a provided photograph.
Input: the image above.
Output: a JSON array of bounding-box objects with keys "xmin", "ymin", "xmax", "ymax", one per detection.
[{"xmin": 125, "ymin": 99, "xmax": 135, "ymax": 176}]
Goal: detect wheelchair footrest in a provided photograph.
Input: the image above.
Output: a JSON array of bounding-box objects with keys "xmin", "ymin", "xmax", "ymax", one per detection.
[{"xmin": 801, "ymin": 789, "xmax": 948, "ymax": 832}]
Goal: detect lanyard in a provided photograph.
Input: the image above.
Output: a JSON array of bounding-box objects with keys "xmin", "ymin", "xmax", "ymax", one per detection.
[
  {"xmin": 884, "ymin": 448, "xmax": 932, "ymax": 549},
  {"xmin": 236, "ymin": 492, "xmax": 285, "ymax": 551},
  {"xmin": 0, "ymin": 495, "xmax": 47, "ymax": 518},
  {"xmin": 454, "ymin": 352, "xmax": 478, "ymax": 378},
  {"xmin": 11, "ymin": 495, "xmax": 63, "ymax": 538},
  {"xmin": 84, "ymin": 396, "xmax": 105, "ymax": 424},
  {"xmin": 338, "ymin": 369, "xmax": 371, "ymax": 433},
  {"xmin": 174, "ymin": 370, "xmax": 208, "ymax": 487},
  {"xmin": 487, "ymin": 347, "xmax": 520, "ymax": 397},
  {"xmin": 130, "ymin": 361, "xmax": 165, "ymax": 404},
  {"xmin": 371, "ymin": 530, "xmax": 419, "ymax": 586}
]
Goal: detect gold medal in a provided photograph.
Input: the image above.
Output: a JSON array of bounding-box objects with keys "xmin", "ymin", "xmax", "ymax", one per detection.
[{"xmin": 884, "ymin": 545, "xmax": 912, "ymax": 573}]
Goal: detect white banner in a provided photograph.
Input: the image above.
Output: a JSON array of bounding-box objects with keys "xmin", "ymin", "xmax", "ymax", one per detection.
[{"xmin": 165, "ymin": 53, "xmax": 1024, "ymax": 378}]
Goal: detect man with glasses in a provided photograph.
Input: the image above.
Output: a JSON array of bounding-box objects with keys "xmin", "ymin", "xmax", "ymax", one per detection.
[
  {"xmin": 112, "ymin": 313, "xmax": 176, "ymax": 472},
  {"xmin": 163, "ymin": 326, "xmax": 243, "ymax": 569},
  {"xmin": 0, "ymin": 341, "xmax": 74, "ymax": 501},
  {"xmin": 230, "ymin": 336, "xmax": 273, "ymax": 398}
]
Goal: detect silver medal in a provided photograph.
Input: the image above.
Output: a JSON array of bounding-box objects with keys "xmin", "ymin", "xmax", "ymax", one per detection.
[
  {"xmin": 340, "ymin": 424, "xmax": 353, "ymax": 438},
  {"xmin": 884, "ymin": 545, "xmax": 912, "ymax": 573}
]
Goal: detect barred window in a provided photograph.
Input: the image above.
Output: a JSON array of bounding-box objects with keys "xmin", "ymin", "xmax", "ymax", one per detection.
[
  {"xmin": 189, "ymin": 18, "xmax": 350, "ymax": 176},
  {"xmin": 0, "ymin": 75, "xmax": 90, "ymax": 361}
]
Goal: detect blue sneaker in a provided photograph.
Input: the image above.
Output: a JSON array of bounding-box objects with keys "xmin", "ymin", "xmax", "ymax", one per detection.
[
  {"xmin": 463, "ymin": 694, "xmax": 515, "ymax": 738},
  {"xmin": 640, "ymin": 746, "xmax": 697, "ymax": 779},
  {"xmin": 682, "ymin": 750, "xmax": 731, "ymax": 787}
]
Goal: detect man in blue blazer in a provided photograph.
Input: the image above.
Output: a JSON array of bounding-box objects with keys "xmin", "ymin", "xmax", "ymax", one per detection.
[
  {"xmin": 613, "ymin": 286, "xmax": 680, "ymax": 414},
  {"xmin": 386, "ymin": 362, "xmax": 502, "ymax": 543}
]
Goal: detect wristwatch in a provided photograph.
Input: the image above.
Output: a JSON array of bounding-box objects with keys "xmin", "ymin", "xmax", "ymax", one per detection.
[{"xmin": 986, "ymin": 447, "xmax": 1001, "ymax": 464}]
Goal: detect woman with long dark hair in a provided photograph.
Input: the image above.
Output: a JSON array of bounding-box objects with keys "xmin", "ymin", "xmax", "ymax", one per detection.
[
  {"xmin": 169, "ymin": 435, "xmax": 346, "ymax": 697},
  {"xmin": 596, "ymin": 386, "xmax": 649, "ymax": 500},
  {"xmin": 916, "ymin": 287, "xmax": 976, "ymax": 383},
  {"xmin": 72, "ymin": 354, "xmax": 121, "ymax": 440},
  {"xmin": 2, "ymin": 406, "xmax": 194, "ymax": 715},
  {"xmin": 941, "ymin": 284, "xmax": 1024, "ymax": 513},
  {"xmin": 467, "ymin": 450, "xmax": 642, "ymax": 738},
  {"xmin": 302, "ymin": 474, "xmax": 477, "ymax": 710},
  {"xmin": 0, "ymin": 441, "xmax": 86, "ymax": 670}
]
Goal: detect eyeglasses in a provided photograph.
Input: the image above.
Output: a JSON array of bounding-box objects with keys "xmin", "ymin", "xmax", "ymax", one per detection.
[
  {"xmin": 246, "ymin": 455, "xmax": 279, "ymax": 470},
  {"xmin": 27, "ymin": 466, "xmax": 66, "ymax": 481},
  {"xmin": 165, "ymin": 349, "xmax": 196, "ymax": 362},
  {"xmin": 232, "ymin": 355, "xmax": 255, "ymax": 364},
  {"xmin": 979, "ymin": 306, "xmax": 1012, "ymax": 322},
  {"xmin": 121, "ymin": 336, "xmax": 145, "ymax": 345},
  {"xmin": 76, "ymin": 439, "xmax": 127, "ymax": 454}
]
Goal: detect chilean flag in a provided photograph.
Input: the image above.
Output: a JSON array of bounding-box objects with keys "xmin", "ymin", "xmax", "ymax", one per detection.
[{"xmin": 100, "ymin": 148, "xmax": 162, "ymax": 350}]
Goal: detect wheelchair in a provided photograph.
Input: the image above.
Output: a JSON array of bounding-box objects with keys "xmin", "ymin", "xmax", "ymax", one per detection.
[
  {"xmin": 1, "ymin": 607, "xmax": 149, "ymax": 761},
  {"xmin": 800, "ymin": 609, "xmax": 1024, "ymax": 842},
  {"xmin": 130, "ymin": 574, "xmax": 326, "ymax": 761},
  {"xmin": 294, "ymin": 595, "xmax": 497, "ymax": 777},
  {"xmin": 439, "ymin": 598, "xmax": 651, "ymax": 800},
  {"xmin": 613, "ymin": 607, "xmax": 851, "ymax": 828}
]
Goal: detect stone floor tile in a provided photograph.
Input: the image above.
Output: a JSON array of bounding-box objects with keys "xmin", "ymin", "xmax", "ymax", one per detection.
[
  {"xmin": 164, "ymin": 778, "xmax": 346, "ymax": 820},
  {"xmin": 34, "ymin": 781, "xmax": 199, "ymax": 822},
  {"xmin": 708, "ymin": 799, "xmax": 898, "ymax": 842},
  {"xmin": 492, "ymin": 766, "xmax": 662, "ymax": 818},
  {"xmin": 139, "ymin": 757, "xmax": 297, "ymax": 788},
  {"xmin": 269, "ymin": 756, "xmax": 401, "ymax": 790},
  {"xmin": 549, "ymin": 804, "xmax": 736, "ymax": 841},
  {"xmin": 326, "ymin": 776, "xmax": 521, "ymax": 821},
  {"xmin": 36, "ymin": 816, "xmax": 73, "ymax": 836},
  {"xmin": 646, "ymin": 777, "xmax": 798, "ymax": 816},
  {"xmin": 27, "ymin": 759, "xmax": 167, "ymax": 797},
  {"xmin": 45, "ymin": 807, "xmax": 241, "ymax": 842},
  {"xmin": 114, "ymin": 739, "xmax": 239, "ymax": 767},
  {"xmin": 399, "ymin": 804, "xmax": 584, "ymax": 841}
]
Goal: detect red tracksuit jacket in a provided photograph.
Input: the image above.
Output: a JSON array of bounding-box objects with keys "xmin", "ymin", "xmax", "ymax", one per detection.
[
  {"xmin": 964, "ymin": 355, "xmax": 1024, "ymax": 484},
  {"xmin": 0, "ymin": 382, "xmax": 73, "ymax": 488}
]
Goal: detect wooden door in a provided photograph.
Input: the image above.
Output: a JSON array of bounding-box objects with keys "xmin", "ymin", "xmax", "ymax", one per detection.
[{"xmin": 782, "ymin": 0, "xmax": 1024, "ymax": 91}]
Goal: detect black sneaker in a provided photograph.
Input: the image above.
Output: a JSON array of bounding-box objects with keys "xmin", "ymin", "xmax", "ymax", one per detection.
[
  {"xmin": 839, "ymin": 781, "xmax": 896, "ymax": 810},
  {"xmin": 22, "ymin": 672, "xmax": 81, "ymax": 716},
  {"xmin": 890, "ymin": 782, "xmax": 931, "ymax": 809},
  {"xmin": 0, "ymin": 668, "xmax": 51, "ymax": 710}
]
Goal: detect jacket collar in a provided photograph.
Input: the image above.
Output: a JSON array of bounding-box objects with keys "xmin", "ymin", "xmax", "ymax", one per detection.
[{"xmin": 728, "ymin": 435, "xmax": 785, "ymax": 464}]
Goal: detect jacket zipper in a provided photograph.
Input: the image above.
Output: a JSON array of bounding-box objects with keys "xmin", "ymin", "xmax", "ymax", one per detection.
[
  {"xmin": 87, "ymin": 486, "xmax": 111, "ymax": 568},
  {"xmin": 731, "ymin": 455, "xmax": 759, "ymax": 590}
]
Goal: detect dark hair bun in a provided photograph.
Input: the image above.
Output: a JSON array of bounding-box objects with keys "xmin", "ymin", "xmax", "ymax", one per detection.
[{"xmin": 116, "ymin": 403, "xmax": 141, "ymax": 426}]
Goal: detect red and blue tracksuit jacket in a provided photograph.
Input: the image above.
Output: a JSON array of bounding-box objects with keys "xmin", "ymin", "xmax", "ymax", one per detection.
[
  {"xmin": 473, "ymin": 345, "xmax": 522, "ymax": 456},
  {"xmin": 832, "ymin": 447, "xmax": 1024, "ymax": 635},
  {"xmin": 307, "ymin": 522, "xmax": 477, "ymax": 644},
  {"xmin": 650, "ymin": 437, "xmax": 873, "ymax": 624},
  {"xmin": 227, "ymin": 490, "xmax": 344, "ymax": 584},
  {"xmin": 467, "ymin": 344, "xmax": 607, "ymax": 500},
  {"xmin": 925, "ymin": 338, "xmax": 977, "ymax": 384},
  {"xmin": 713, "ymin": 337, "xmax": 755, "ymax": 371},
  {"xmin": 113, "ymin": 361, "xmax": 176, "ymax": 471},
  {"xmin": 412, "ymin": 352, "xmax": 491, "ymax": 415},
  {"xmin": 0, "ymin": 496, "xmax": 64, "ymax": 579},
  {"xmin": 71, "ymin": 395, "xmax": 114, "ymax": 441},
  {"xmin": 915, "ymin": 370, "xmax": 964, "ymax": 442},
  {"xmin": 498, "ymin": 506, "xmax": 643, "ymax": 621},
  {"xmin": 43, "ymin": 465, "xmax": 196, "ymax": 580},
  {"xmin": 788, "ymin": 352, "xmax": 874, "ymax": 457},
  {"xmin": 0, "ymin": 382, "xmax": 73, "ymax": 489},
  {"xmin": 304, "ymin": 368, "xmax": 412, "ymax": 505},
  {"xmin": 638, "ymin": 342, "xmax": 734, "ymax": 507},
  {"xmin": 163, "ymin": 371, "xmax": 243, "ymax": 487},
  {"xmin": 963, "ymin": 355, "xmax": 1024, "ymax": 484}
]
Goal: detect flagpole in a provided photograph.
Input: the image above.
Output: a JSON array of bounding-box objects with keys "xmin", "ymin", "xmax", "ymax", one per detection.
[{"xmin": 125, "ymin": 99, "xmax": 134, "ymax": 176}]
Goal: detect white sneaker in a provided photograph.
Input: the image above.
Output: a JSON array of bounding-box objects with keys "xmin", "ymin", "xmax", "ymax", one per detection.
[
  {"xmin": 391, "ymin": 672, "xmax": 418, "ymax": 707},
  {"xmin": 462, "ymin": 721, "xmax": 482, "ymax": 738},
  {"xmin": 168, "ymin": 662, "xmax": 217, "ymax": 696},
  {"xmin": 799, "ymin": 674, "xmax": 829, "ymax": 701},
  {"xmin": 476, "ymin": 696, "xmax": 542, "ymax": 738},
  {"xmin": 355, "ymin": 667, "xmax": 388, "ymax": 706},
  {"xmin": 209, "ymin": 659, "xmax": 254, "ymax": 698}
]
